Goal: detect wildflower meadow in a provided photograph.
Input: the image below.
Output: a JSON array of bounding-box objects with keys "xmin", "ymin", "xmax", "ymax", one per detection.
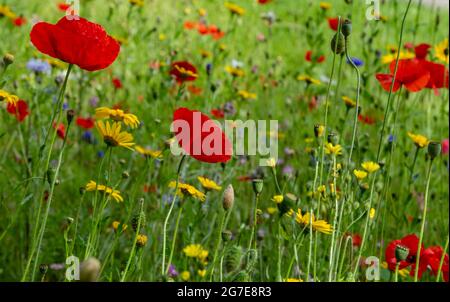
[{"xmin": 0, "ymin": 0, "xmax": 449, "ymax": 285}]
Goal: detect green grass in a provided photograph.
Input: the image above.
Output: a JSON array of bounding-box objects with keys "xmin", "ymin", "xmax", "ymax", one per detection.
[{"xmin": 0, "ymin": 0, "xmax": 448, "ymax": 282}]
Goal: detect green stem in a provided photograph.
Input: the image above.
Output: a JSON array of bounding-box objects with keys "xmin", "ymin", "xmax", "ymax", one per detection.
[
  {"xmin": 414, "ymin": 158, "xmax": 434, "ymax": 282},
  {"xmin": 436, "ymin": 235, "xmax": 449, "ymax": 282},
  {"xmin": 209, "ymin": 210, "xmax": 227, "ymax": 281}
]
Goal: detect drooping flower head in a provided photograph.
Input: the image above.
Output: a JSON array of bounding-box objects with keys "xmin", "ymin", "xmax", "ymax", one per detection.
[{"xmin": 30, "ymin": 16, "xmax": 120, "ymax": 71}]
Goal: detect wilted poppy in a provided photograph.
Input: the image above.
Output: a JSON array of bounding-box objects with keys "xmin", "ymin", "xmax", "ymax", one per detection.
[
  {"xmin": 375, "ymin": 59, "xmax": 430, "ymax": 92},
  {"xmin": 172, "ymin": 107, "xmax": 232, "ymax": 163},
  {"xmin": 30, "ymin": 16, "xmax": 120, "ymax": 71},
  {"xmin": 7, "ymin": 100, "xmax": 29, "ymax": 122}
]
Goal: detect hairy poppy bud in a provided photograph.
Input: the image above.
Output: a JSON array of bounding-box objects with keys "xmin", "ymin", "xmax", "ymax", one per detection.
[
  {"xmin": 342, "ymin": 19, "xmax": 352, "ymax": 37},
  {"xmin": 223, "ymin": 184, "xmax": 234, "ymax": 210},
  {"xmin": 395, "ymin": 245, "xmax": 409, "ymax": 261},
  {"xmin": 427, "ymin": 141, "xmax": 441, "ymax": 160},
  {"xmin": 3, "ymin": 53, "xmax": 14, "ymax": 67},
  {"xmin": 66, "ymin": 109, "xmax": 75, "ymax": 125},
  {"xmin": 252, "ymin": 179, "xmax": 264, "ymax": 195},
  {"xmin": 222, "ymin": 230, "xmax": 233, "ymax": 242},
  {"xmin": 331, "ymin": 32, "xmax": 345, "ymax": 54},
  {"xmin": 46, "ymin": 167, "xmax": 55, "ymax": 185},
  {"xmin": 80, "ymin": 257, "xmax": 101, "ymax": 282}
]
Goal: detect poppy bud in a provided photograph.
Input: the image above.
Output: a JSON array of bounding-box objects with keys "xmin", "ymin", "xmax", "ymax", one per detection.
[
  {"xmin": 119, "ymin": 158, "xmax": 127, "ymax": 165},
  {"xmin": 314, "ymin": 124, "xmax": 325, "ymax": 138},
  {"xmin": 223, "ymin": 184, "xmax": 235, "ymax": 210},
  {"xmin": 66, "ymin": 109, "xmax": 75, "ymax": 125},
  {"xmin": 328, "ymin": 132, "xmax": 339, "ymax": 145},
  {"xmin": 427, "ymin": 141, "xmax": 441, "ymax": 160},
  {"xmin": 331, "ymin": 32, "xmax": 345, "ymax": 54},
  {"xmin": 131, "ymin": 211, "xmax": 146, "ymax": 232},
  {"xmin": 3, "ymin": 53, "xmax": 14, "ymax": 67},
  {"xmin": 80, "ymin": 257, "xmax": 101, "ymax": 282},
  {"xmin": 342, "ymin": 19, "xmax": 352, "ymax": 37},
  {"xmin": 66, "ymin": 217, "xmax": 74, "ymax": 224},
  {"xmin": 46, "ymin": 168, "xmax": 55, "ymax": 185},
  {"xmin": 395, "ymin": 245, "xmax": 409, "ymax": 261},
  {"xmin": 122, "ymin": 171, "xmax": 130, "ymax": 179},
  {"xmin": 222, "ymin": 230, "xmax": 233, "ymax": 242},
  {"xmin": 39, "ymin": 264, "xmax": 48, "ymax": 275},
  {"xmin": 252, "ymin": 179, "xmax": 264, "ymax": 195}
]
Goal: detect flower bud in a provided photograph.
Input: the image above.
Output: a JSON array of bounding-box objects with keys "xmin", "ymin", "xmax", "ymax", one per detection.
[
  {"xmin": 342, "ymin": 19, "xmax": 352, "ymax": 37},
  {"xmin": 3, "ymin": 53, "xmax": 14, "ymax": 67},
  {"xmin": 222, "ymin": 230, "xmax": 233, "ymax": 242},
  {"xmin": 223, "ymin": 184, "xmax": 235, "ymax": 210},
  {"xmin": 122, "ymin": 171, "xmax": 130, "ymax": 179},
  {"xmin": 39, "ymin": 264, "xmax": 48, "ymax": 275},
  {"xmin": 331, "ymin": 32, "xmax": 345, "ymax": 54},
  {"xmin": 395, "ymin": 245, "xmax": 409, "ymax": 261},
  {"xmin": 427, "ymin": 141, "xmax": 441, "ymax": 160},
  {"xmin": 66, "ymin": 109, "xmax": 75, "ymax": 125},
  {"xmin": 252, "ymin": 179, "xmax": 264, "ymax": 195},
  {"xmin": 136, "ymin": 234, "xmax": 148, "ymax": 248},
  {"xmin": 80, "ymin": 257, "xmax": 101, "ymax": 282}
]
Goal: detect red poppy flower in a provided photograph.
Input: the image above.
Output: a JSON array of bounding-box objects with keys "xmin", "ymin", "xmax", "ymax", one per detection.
[
  {"xmin": 327, "ymin": 17, "xmax": 340, "ymax": 31},
  {"xmin": 187, "ymin": 85, "xmax": 202, "ymax": 95},
  {"xmin": 420, "ymin": 60, "xmax": 449, "ymax": 92},
  {"xmin": 358, "ymin": 114, "xmax": 376, "ymax": 125},
  {"xmin": 13, "ymin": 16, "xmax": 27, "ymax": 27},
  {"xmin": 385, "ymin": 234, "xmax": 427, "ymax": 279},
  {"xmin": 375, "ymin": 59, "xmax": 430, "ymax": 92},
  {"xmin": 57, "ymin": 3, "xmax": 71, "ymax": 11},
  {"xmin": 414, "ymin": 43, "xmax": 431, "ymax": 60},
  {"xmin": 30, "ymin": 16, "xmax": 120, "ymax": 71},
  {"xmin": 197, "ymin": 23, "xmax": 209, "ymax": 35},
  {"xmin": 184, "ymin": 21, "xmax": 198, "ymax": 30},
  {"xmin": 210, "ymin": 108, "xmax": 225, "ymax": 119},
  {"xmin": 173, "ymin": 107, "xmax": 232, "ymax": 163},
  {"xmin": 7, "ymin": 100, "xmax": 29, "ymax": 122},
  {"xmin": 53, "ymin": 122, "xmax": 66, "ymax": 139},
  {"xmin": 258, "ymin": 0, "xmax": 272, "ymax": 4},
  {"xmin": 112, "ymin": 77, "xmax": 123, "ymax": 89},
  {"xmin": 170, "ymin": 61, "xmax": 198, "ymax": 84},
  {"xmin": 305, "ymin": 51, "xmax": 325, "ymax": 63},
  {"xmin": 423, "ymin": 246, "xmax": 449, "ymax": 282},
  {"xmin": 76, "ymin": 117, "xmax": 95, "ymax": 129}
]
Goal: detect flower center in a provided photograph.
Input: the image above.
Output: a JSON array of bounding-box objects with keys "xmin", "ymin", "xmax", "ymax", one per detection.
[{"xmin": 104, "ymin": 136, "xmax": 119, "ymax": 147}]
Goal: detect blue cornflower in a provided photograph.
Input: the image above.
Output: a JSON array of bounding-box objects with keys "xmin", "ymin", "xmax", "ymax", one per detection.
[
  {"xmin": 347, "ymin": 57, "xmax": 364, "ymax": 67},
  {"xmin": 26, "ymin": 59, "xmax": 51, "ymax": 74},
  {"xmin": 97, "ymin": 150, "xmax": 105, "ymax": 158}
]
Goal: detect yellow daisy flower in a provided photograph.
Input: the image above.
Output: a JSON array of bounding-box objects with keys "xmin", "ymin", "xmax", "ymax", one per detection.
[
  {"xmin": 183, "ymin": 244, "xmax": 209, "ymax": 262},
  {"xmin": 407, "ymin": 132, "xmax": 429, "ymax": 148},
  {"xmin": 168, "ymin": 181, "xmax": 206, "ymax": 201},
  {"xmin": 369, "ymin": 208, "xmax": 376, "ymax": 220},
  {"xmin": 361, "ymin": 161, "xmax": 380, "ymax": 173},
  {"xmin": 271, "ymin": 195, "xmax": 284, "ymax": 204},
  {"xmin": 174, "ymin": 64, "xmax": 198, "ymax": 79},
  {"xmin": 284, "ymin": 278, "xmax": 304, "ymax": 282},
  {"xmin": 136, "ymin": 234, "xmax": 148, "ymax": 247},
  {"xmin": 0, "ymin": 5, "xmax": 17, "ymax": 19},
  {"xmin": 180, "ymin": 271, "xmax": 190, "ymax": 281},
  {"xmin": 197, "ymin": 176, "xmax": 222, "ymax": 191},
  {"xmin": 295, "ymin": 209, "xmax": 333, "ymax": 235},
  {"xmin": 267, "ymin": 207, "xmax": 278, "ymax": 215},
  {"xmin": 85, "ymin": 180, "xmax": 124, "ymax": 202},
  {"xmin": 342, "ymin": 96, "xmax": 356, "ymax": 108},
  {"xmin": 198, "ymin": 269, "xmax": 207, "ymax": 278},
  {"xmin": 297, "ymin": 75, "xmax": 321, "ymax": 85},
  {"xmin": 95, "ymin": 107, "xmax": 140, "ymax": 129},
  {"xmin": 0, "ymin": 89, "xmax": 19, "ymax": 106},
  {"xmin": 381, "ymin": 49, "xmax": 415, "ymax": 64},
  {"xmin": 96, "ymin": 121, "xmax": 135, "ymax": 150},
  {"xmin": 380, "ymin": 261, "xmax": 409, "ymax": 277},
  {"xmin": 435, "ymin": 38, "xmax": 449, "ymax": 64},
  {"xmin": 225, "ymin": 2, "xmax": 245, "ymax": 15},
  {"xmin": 319, "ymin": 2, "xmax": 331, "ymax": 10},
  {"xmin": 135, "ymin": 146, "xmax": 163, "ymax": 158},
  {"xmin": 112, "ymin": 221, "xmax": 128, "ymax": 232},
  {"xmin": 353, "ymin": 169, "xmax": 368, "ymax": 180},
  {"xmin": 225, "ymin": 66, "xmax": 245, "ymax": 77},
  {"xmin": 325, "ymin": 143, "xmax": 343, "ymax": 155},
  {"xmin": 238, "ymin": 90, "xmax": 257, "ymax": 100},
  {"xmin": 129, "ymin": 0, "xmax": 144, "ymax": 6}
]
